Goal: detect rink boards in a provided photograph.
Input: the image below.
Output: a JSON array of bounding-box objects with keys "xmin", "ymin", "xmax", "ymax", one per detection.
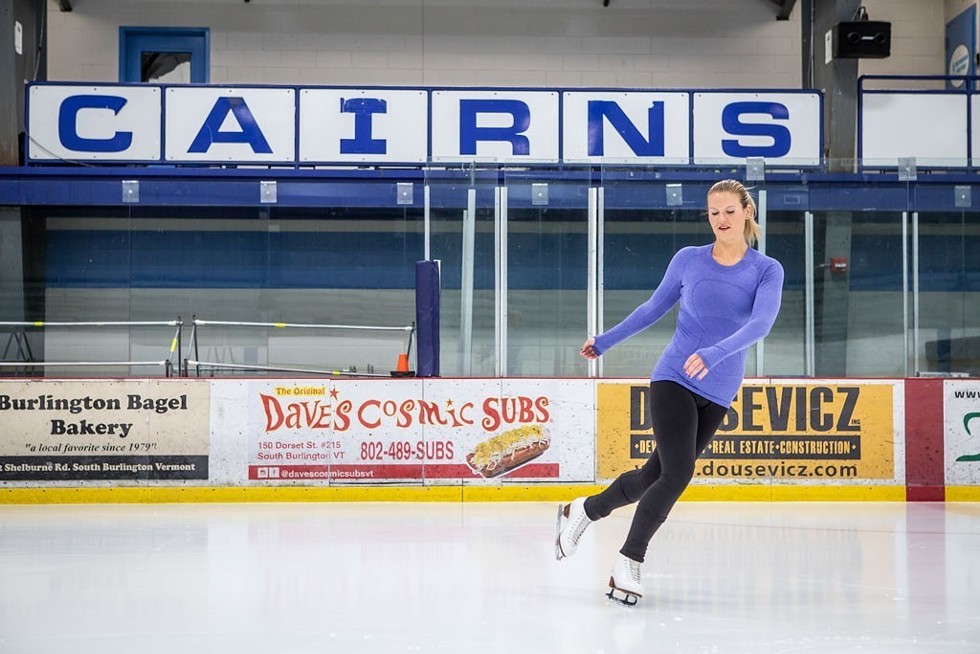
[{"xmin": 0, "ymin": 377, "xmax": 978, "ymax": 502}]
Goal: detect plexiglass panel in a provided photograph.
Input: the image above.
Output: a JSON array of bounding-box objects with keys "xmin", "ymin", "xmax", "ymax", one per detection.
[
  {"xmin": 762, "ymin": 205, "xmax": 807, "ymax": 377},
  {"xmin": 832, "ymin": 208, "xmax": 909, "ymax": 377},
  {"xmin": 1, "ymin": 170, "xmax": 976, "ymax": 381},
  {"xmin": 915, "ymin": 210, "xmax": 980, "ymax": 376},
  {"xmin": 596, "ymin": 169, "xmax": 716, "ymax": 377},
  {"xmin": 502, "ymin": 168, "xmax": 593, "ymax": 377},
  {"xmin": 425, "ymin": 168, "xmax": 498, "ymax": 377},
  {"xmin": 25, "ymin": 190, "xmax": 425, "ymax": 378}
]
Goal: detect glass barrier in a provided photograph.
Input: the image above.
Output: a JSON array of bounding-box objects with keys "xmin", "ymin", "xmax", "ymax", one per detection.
[
  {"xmin": 762, "ymin": 195, "xmax": 806, "ymax": 377},
  {"xmin": 915, "ymin": 208, "xmax": 980, "ymax": 377},
  {"xmin": 11, "ymin": 190, "xmax": 425, "ymax": 378},
  {"xmin": 424, "ymin": 167, "xmax": 498, "ymax": 377},
  {"xmin": 598, "ymin": 168, "xmax": 711, "ymax": 377},
  {"xmin": 829, "ymin": 206, "xmax": 908, "ymax": 377},
  {"xmin": 502, "ymin": 167, "xmax": 593, "ymax": 377},
  {"xmin": 0, "ymin": 165, "xmax": 977, "ymax": 380}
]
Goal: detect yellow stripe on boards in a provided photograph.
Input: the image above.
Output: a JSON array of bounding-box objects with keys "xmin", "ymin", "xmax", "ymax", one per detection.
[
  {"xmin": 945, "ymin": 487, "xmax": 980, "ymax": 501},
  {"xmin": 0, "ymin": 484, "xmax": 909, "ymax": 505}
]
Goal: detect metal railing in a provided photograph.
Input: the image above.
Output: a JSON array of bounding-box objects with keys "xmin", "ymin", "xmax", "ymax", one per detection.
[
  {"xmin": 185, "ymin": 318, "xmax": 415, "ymax": 378},
  {"xmin": 0, "ymin": 319, "xmax": 183, "ymax": 377}
]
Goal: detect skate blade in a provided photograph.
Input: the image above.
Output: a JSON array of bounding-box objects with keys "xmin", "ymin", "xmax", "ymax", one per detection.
[{"xmin": 607, "ymin": 582, "xmax": 640, "ymax": 606}]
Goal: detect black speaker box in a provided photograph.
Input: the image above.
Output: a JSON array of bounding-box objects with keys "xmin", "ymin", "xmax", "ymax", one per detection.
[{"xmin": 833, "ymin": 21, "xmax": 891, "ymax": 59}]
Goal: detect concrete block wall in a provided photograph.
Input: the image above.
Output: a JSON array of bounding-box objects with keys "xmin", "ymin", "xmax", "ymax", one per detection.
[
  {"xmin": 45, "ymin": 0, "xmax": 812, "ymax": 88},
  {"xmin": 860, "ymin": 0, "xmax": 946, "ymax": 83},
  {"xmin": 44, "ymin": 0, "xmax": 950, "ymax": 90}
]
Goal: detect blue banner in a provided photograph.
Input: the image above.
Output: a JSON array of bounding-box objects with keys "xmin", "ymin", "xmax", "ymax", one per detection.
[{"xmin": 946, "ymin": 5, "xmax": 976, "ymax": 89}]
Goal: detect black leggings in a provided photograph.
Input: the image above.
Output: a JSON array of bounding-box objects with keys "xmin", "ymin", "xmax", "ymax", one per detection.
[{"xmin": 584, "ymin": 380, "xmax": 728, "ymax": 562}]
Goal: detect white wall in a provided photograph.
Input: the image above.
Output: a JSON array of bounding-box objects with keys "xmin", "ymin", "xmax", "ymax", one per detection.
[
  {"xmin": 946, "ymin": 0, "xmax": 977, "ymax": 21},
  {"xmin": 47, "ymin": 0, "xmax": 808, "ymax": 88},
  {"xmin": 858, "ymin": 0, "xmax": 946, "ymax": 80}
]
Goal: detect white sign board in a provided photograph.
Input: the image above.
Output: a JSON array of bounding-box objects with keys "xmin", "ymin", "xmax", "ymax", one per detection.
[
  {"xmin": 430, "ymin": 90, "xmax": 561, "ymax": 163},
  {"xmin": 28, "ymin": 85, "xmax": 162, "ymax": 162},
  {"xmin": 299, "ymin": 88, "xmax": 428, "ymax": 164},
  {"xmin": 561, "ymin": 91, "xmax": 690, "ymax": 164},
  {"xmin": 26, "ymin": 83, "xmax": 826, "ymax": 167},
  {"xmin": 693, "ymin": 92, "xmax": 822, "ymax": 166},
  {"xmin": 861, "ymin": 93, "xmax": 968, "ymax": 167},
  {"xmin": 164, "ymin": 87, "xmax": 296, "ymax": 163}
]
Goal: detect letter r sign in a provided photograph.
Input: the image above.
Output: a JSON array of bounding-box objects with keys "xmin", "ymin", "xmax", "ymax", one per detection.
[{"xmin": 430, "ymin": 90, "xmax": 560, "ymax": 163}]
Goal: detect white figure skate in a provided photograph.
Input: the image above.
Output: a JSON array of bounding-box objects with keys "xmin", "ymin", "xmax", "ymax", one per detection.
[
  {"xmin": 555, "ymin": 497, "xmax": 592, "ymax": 560},
  {"xmin": 607, "ymin": 553, "xmax": 643, "ymax": 606}
]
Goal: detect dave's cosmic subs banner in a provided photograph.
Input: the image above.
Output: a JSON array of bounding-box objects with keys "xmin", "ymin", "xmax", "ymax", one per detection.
[
  {"xmin": 0, "ymin": 380, "xmax": 210, "ymax": 481},
  {"xmin": 238, "ymin": 379, "xmax": 594, "ymax": 483},
  {"xmin": 596, "ymin": 381, "xmax": 898, "ymax": 483}
]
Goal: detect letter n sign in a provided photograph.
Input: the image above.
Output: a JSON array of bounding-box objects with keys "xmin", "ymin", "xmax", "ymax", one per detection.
[{"xmin": 561, "ymin": 92, "xmax": 690, "ymax": 163}]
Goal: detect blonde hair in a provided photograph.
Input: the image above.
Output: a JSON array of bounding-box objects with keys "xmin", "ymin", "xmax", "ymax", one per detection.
[{"xmin": 707, "ymin": 179, "xmax": 760, "ymax": 246}]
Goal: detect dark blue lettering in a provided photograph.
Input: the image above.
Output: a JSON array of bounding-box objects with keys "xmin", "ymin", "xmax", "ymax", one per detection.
[
  {"xmin": 459, "ymin": 99, "xmax": 530, "ymax": 156},
  {"xmin": 720, "ymin": 101, "xmax": 791, "ymax": 158},
  {"xmin": 188, "ymin": 97, "xmax": 272, "ymax": 154},
  {"xmin": 587, "ymin": 100, "xmax": 664, "ymax": 156},
  {"xmin": 339, "ymin": 98, "xmax": 387, "ymax": 155},
  {"xmin": 58, "ymin": 95, "xmax": 133, "ymax": 153}
]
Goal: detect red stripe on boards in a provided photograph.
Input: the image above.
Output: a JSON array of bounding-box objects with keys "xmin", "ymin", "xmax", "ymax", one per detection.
[{"xmin": 904, "ymin": 379, "xmax": 945, "ymax": 501}]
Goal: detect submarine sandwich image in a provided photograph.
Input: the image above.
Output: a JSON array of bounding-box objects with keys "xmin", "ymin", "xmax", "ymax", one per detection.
[{"xmin": 466, "ymin": 424, "xmax": 551, "ymax": 478}]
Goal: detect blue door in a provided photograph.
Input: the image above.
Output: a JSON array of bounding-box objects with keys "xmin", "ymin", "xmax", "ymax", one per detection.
[{"xmin": 119, "ymin": 27, "xmax": 209, "ymax": 83}]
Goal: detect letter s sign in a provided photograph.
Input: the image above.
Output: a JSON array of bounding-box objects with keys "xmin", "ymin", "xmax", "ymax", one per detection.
[
  {"xmin": 720, "ymin": 101, "xmax": 791, "ymax": 158},
  {"xmin": 693, "ymin": 92, "xmax": 821, "ymax": 166}
]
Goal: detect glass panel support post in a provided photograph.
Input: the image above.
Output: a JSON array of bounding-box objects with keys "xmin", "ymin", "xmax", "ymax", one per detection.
[
  {"xmin": 756, "ymin": 189, "xmax": 767, "ymax": 374},
  {"xmin": 494, "ymin": 186, "xmax": 508, "ymax": 377},
  {"xmin": 587, "ymin": 187, "xmax": 599, "ymax": 379},
  {"xmin": 804, "ymin": 210, "xmax": 815, "ymax": 377},
  {"xmin": 460, "ymin": 188, "xmax": 476, "ymax": 376}
]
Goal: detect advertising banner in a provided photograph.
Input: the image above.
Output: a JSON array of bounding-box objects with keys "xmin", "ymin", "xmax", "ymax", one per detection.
[
  {"xmin": 944, "ymin": 380, "xmax": 980, "ymax": 486},
  {"xmin": 945, "ymin": 5, "xmax": 976, "ymax": 89},
  {"xmin": 0, "ymin": 380, "xmax": 209, "ymax": 481},
  {"xmin": 596, "ymin": 380, "xmax": 901, "ymax": 484},
  {"xmin": 234, "ymin": 378, "xmax": 594, "ymax": 484}
]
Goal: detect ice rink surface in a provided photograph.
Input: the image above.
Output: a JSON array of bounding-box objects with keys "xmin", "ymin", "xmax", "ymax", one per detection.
[{"xmin": 0, "ymin": 500, "xmax": 978, "ymax": 654}]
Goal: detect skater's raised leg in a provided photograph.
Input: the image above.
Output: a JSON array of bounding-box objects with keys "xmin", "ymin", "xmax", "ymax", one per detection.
[{"xmin": 555, "ymin": 497, "xmax": 593, "ymax": 560}]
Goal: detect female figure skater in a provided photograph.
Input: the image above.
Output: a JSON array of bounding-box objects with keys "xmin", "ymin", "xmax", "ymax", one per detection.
[{"xmin": 556, "ymin": 179, "xmax": 784, "ymax": 605}]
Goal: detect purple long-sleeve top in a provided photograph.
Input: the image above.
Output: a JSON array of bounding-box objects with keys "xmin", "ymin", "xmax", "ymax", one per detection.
[{"xmin": 593, "ymin": 244, "xmax": 784, "ymax": 408}]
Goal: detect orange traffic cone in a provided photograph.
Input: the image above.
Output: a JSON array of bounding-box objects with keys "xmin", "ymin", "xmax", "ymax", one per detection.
[{"xmin": 391, "ymin": 353, "xmax": 415, "ymax": 377}]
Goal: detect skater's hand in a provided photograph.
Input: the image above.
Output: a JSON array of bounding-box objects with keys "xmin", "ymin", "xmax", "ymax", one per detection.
[
  {"xmin": 580, "ymin": 337, "xmax": 598, "ymax": 360},
  {"xmin": 684, "ymin": 353, "xmax": 709, "ymax": 380}
]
